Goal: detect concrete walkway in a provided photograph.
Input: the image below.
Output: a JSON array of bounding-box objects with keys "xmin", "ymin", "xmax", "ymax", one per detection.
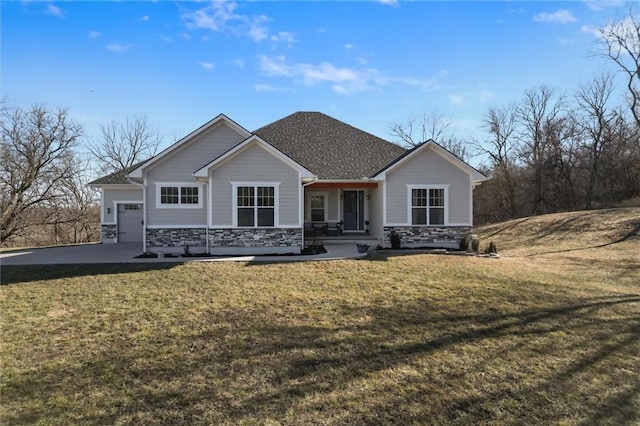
[{"xmin": 0, "ymin": 242, "xmax": 369, "ymax": 266}]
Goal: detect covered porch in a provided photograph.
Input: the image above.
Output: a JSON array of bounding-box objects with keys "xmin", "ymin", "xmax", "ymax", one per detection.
[{"xmin": 303, "ymin": 181, "xmax": 382, "ymax": 241}]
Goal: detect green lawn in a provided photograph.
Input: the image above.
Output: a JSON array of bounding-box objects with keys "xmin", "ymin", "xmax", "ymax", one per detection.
[{"xmin": 1, "ymin": 209, "xmax": 639, "ymax": 425}]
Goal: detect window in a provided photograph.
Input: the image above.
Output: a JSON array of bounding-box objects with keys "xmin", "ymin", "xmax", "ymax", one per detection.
[
  {"xmin": 409, "ymin": 186, "xmax": 447, "ymax": 225},
  {"xmin": 236, "ymin": 184, "xmax": 276, "ymax": 227},
  {"xmin": 156, "ymin": 183, "xmax": 202, "ymax": 208},
  {"xmin": 309, "ymin": 193, "xmax": 327, "ymax": 222}
]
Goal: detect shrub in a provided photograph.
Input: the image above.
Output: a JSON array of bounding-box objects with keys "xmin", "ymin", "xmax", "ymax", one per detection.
[
  {"xmin": 459, "ymin": 235, "xmax": 469, "ymax": 251},
  {"xmin": 390, "ymin": 231, "xmax": 401, "ymax": 249},
  {"xmin": 471, "ymin": 238, "xmax": 480, "ymax": 252},
  {"xmin": 484, "ymin": 241, "xmax": 497, "ymax": 254}
]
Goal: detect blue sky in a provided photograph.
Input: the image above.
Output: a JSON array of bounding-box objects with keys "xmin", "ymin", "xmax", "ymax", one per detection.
[{"xmin": 2, "ymin": 1, "xmax": 635, "ymax": 164}]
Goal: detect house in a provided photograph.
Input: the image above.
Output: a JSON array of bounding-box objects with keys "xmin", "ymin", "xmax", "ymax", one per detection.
[{"xmin": 89, "ymin": 112, "xmax": 487, "ymax": 254}]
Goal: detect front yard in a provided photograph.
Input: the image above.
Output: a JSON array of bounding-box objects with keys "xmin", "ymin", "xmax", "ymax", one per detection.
[{"xmin": 2, "ymin": 236, "xmax": 638, "ymax": 425}]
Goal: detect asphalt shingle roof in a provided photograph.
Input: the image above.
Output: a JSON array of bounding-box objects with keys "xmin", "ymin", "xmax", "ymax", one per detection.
[
  {"xmin": 88, "ymin": 160, "xmax": 148, "ymax": 185},
  {"xmin": 253, "ymin": 112, "xmax": 406, "ymax": 180}
]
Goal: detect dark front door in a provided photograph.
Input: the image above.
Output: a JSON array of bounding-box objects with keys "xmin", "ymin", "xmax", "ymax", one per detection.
[{"xmin": 343, "ymin": 190, "xmax": 364, "ymax": 231}]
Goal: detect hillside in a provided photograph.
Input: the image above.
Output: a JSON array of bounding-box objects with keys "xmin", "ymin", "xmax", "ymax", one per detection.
[{"xmin": 476, "ymin": 208, "xmax": 640, "ymax": 273}]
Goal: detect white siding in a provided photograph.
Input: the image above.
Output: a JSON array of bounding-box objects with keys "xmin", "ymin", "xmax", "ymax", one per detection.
[
  {"xmin": 146, "ymin": 123, "xmax": 245, "ymax": 226},
  {"xmin": 385, "ymin": 146, "xmax": 471, "ymax": 225},
  {"xmin": 211, "ymin": 143, "xmax": 300, "ymax": 226},
  {"xmin": 102, "ymin": 187, "xmax": 143, "ymax": 223}
]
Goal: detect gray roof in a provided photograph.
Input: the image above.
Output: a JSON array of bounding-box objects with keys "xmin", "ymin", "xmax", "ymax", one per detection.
[
  {"xmin": 254, "ymin": 112, "xmax": 406, "ymax": 179},
  {"xmin": 88, "ymin": 160, "xmax": 148, "ymax": 186}
]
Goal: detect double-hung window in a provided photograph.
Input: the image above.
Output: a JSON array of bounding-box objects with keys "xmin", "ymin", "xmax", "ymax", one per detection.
[
  {"xmin": 235, "ymin": 184, "xmax": 278, "ymax": 227},
  {"xmin": 309, "ymin": 193, "xmax": 327, "ymax": 222},
  {"xmin": 408, "ymin": 185, "xmax": 448, "ymax": 225},
  {"xmin": 156, "ymin": 183, "xmax": 202, "ymax": 208}
]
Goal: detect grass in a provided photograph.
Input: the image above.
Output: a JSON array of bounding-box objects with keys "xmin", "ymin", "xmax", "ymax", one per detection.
[{"xmin": 1, "ymin": 208, "xmax": 639, "ymax": 425}]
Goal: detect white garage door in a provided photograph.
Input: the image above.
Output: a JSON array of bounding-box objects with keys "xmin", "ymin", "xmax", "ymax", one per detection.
[{"xmin": 117, "ymin": 204, "xmax": 143, "ymax": 243}]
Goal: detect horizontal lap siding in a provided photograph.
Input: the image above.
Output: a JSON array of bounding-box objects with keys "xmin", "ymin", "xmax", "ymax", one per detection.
[
  {"xmin": 146, "ymin": 123, "xmax": 245, "ymax": 226},
  {"xmin": 102, "ymin": 188, "xmax": 143, "ymax": 223},
  {"xmin": 385, "ymin": 147, "xmax": 471, "ymax": 225},
  {"xmin": 211, "ymin": 144, "xmax": 300, "ymax": 226}
]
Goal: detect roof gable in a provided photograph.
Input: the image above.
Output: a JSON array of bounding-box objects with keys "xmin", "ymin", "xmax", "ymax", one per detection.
[
  {"xmin": 373, "ymin": 140, "xmax": 488, "ymax": 182},
  {"xmin": 253, "ymin": 112, "xmax": 406, "ymax": 180},
  {"xmin": 128, "ymin": 114, "xmax": 250, "ymax": 178},
  {"xmin": 193, "ymin": 135, "xmax": 314, "ymax": 178}
]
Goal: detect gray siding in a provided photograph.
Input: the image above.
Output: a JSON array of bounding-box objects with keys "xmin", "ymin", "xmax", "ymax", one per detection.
[
  {"xmin": 385, "ymin": 146, "xmax": 471, "ymax": 225},
  {"xmin": 304, "ymin": 188, "xmax": 339, "ymax": 222},
  {"xmin": 146, "ymin": 123, "xmax": 245, "ymax": 226},
  {"xmin": 368, "ymin": 186, "xmax": 383, "ymax": 239},
  {"xmin": 102, "ymin": 187, "xmax": 143, "ymax": 223},
  {"xmin": 211, "ymin": 143, "xmax": 300, "ymax": 226}
]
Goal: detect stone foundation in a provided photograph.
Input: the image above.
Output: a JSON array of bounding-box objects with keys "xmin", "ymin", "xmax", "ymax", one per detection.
[
  {"xmin": 209, "ymin": 228, "xmax": 302, "ymax": 255},
  {"xmin": 383, "ymin": 226, "xmax": 470, "ymax": 249},
  {"xmin": 101, "ymin": 224, "xmax": 117, "ymax": 243},
  {"xmin": 146, "ymin": 228, "xmax": 207, "ymax": 249}
]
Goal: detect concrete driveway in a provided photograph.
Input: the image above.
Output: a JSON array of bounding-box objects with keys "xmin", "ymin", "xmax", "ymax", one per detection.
[
  {"xmin": 0, "ymin": 243, "xmax": 144, "ymax": 265},
  {"xmin": 0, "ymin": 243, "xmax": 368, "ymax": 266}
]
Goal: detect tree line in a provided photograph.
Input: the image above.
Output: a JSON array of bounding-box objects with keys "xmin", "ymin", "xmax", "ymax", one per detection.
[{"xmin": 391, "ymin": 9, "xmax": 640, "ymax": 224}]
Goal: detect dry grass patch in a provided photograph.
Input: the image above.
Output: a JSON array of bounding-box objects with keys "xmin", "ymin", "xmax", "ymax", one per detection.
[{"xmin": 2, "ymin": 208, "xmax": 639, "ymax": 425}]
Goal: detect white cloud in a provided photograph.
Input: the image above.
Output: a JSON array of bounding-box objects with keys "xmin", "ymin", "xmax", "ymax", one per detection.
[
  {"xmin": 232, "ymin": 59, "xmax": 245, "ymax": 68},
  {"xmin": 271, "ymin": 31, "xmax": 297, "ymax": 46},
  {"xmin": 378, "ymin": 0, "xmax": 400, "ymax": 7},
  {"xmin": 105, "ymin": 43, "xmax": 132, "ymax": 53},
  {"xmin": 198, "ymin": 61, "xmax": 215, "ymax": 70},
  {"xmin": 178, "ymin": 33, "xmax": 192, "ymax": 41},
  {"xmin": 345, "ymin": 43, "xmax": 355, "ymax": 50},
  {"xmin": 88, "ymin": 31, "xmax": 102, "ymax": 39},
  {"xmin": 257, "ymin": 55, "xmax": 446, "ymax": 95},
  {"xmin": 140, "ymin": 15, "xmax": 150, "ymax": 22},
  {"xmin": 479, "ymin": 88, "xmax": 495, "ymax": 103},
  {"xmin": 45, "ymin": 3, "xmax": 65, "ymax": 18},
  {"xmin": 584, "ymin": 0, "xmax": 624, "ymax": 12},
  {"xmin": 533, "ymin": 9, "xmax": 577, "ymax": 24},
  {"xmin": 182, "ymin": 1, "xmax": 272, "ymax": 43}
]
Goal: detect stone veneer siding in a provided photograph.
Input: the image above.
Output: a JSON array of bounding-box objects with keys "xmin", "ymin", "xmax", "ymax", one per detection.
[
  {"xmin": 209, "ymin": 228, "xmax": 302, "ymax": 248},
  {"xmin": 101, "ymin": 224, "xmax": 117, "ymax": 242},
  {"xmin": 146, "ymin": 228, "xmax": 207, "ymax": 248},
  {"xmin": 383, "ymin": 226, "xmax": 470, "ymax": 248}
]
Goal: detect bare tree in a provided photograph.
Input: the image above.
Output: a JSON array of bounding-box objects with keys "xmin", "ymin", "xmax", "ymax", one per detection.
[
  {"xmin": 0, "ymin": 103, "xmax": 83, "ymax": 243},
  {"xmin": 390, "ymin": 109, "xmax": 452, "ymax": 147},
  {"xmin": 596, "ymin": 8, "xmax": 640, "ymax": 127},
  {"xmin": 389, "ymin": 109, "xmax": 470, "ymax": 160},
  {"xmin": 516, "ymin": 85, "xmax": 566, "ymax": 214},
  {"xmin": 574, "ymin": 74, "xmax": 621, "ymax": 208},
  {"xmin": 88, "ymin": 115, "xmax": 162, "ymax": 174},
  {"xmin": 474, "ymin": 104, "xmax": 521, "ymax": 217}
]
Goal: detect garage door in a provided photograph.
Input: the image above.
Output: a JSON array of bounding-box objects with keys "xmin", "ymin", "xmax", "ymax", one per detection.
[{"xmin": 117, "ymin": 204, "xmax": 143, "ymax": 243}]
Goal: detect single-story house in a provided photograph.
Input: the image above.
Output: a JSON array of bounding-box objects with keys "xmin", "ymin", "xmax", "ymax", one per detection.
[{"xmin": 89, "ymin": 112, "xmax": 487, "ymax": 254}]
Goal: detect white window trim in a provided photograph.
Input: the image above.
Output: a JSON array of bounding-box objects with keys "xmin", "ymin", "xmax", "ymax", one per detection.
[
  {"xmin": 406, "ymin": 184, "xmax": 450, "ymax": 226},
  {"xmin": 155, "ymin": 182, "xmax": 203, "ymax": 209},
  {"xmin": 231, "ymin": 182, "xmax": 281, "ymax": 227},
  {"xmin": 307, "ymin": 192, "xmax": 329, "ymax": 222}
]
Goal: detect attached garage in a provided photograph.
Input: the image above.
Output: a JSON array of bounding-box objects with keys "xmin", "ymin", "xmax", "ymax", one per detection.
[{"xmin": 117, "ymin": 203, "xmax": 143, "ymax": 243}]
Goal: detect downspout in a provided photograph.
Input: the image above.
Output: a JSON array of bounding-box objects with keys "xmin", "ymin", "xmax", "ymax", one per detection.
[{"xmin": 128, "ymin": 178, "xmax": 146, "ymax": 253}]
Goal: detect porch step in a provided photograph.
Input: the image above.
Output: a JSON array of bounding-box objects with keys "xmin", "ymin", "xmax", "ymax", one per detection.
[{"xmin": 315, "ymin": 234, "xmax": 379, "ymax": 246}]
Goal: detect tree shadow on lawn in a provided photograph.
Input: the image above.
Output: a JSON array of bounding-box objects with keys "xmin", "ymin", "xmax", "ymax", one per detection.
[
  {"xmin": 0, "ymin": 263, "xmax": 180, "ymax": 285},
  {"xmin": 4, "ymin": 288, "xmax": 639, "ymax": 424}
]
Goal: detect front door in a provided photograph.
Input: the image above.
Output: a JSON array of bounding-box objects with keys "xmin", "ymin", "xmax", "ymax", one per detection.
[
  {"xmin": 117, "ymin": 203, "xmax": 143, "ymax": 242},
  {"xmin": 343, "ymin": 190, "xmax": 364, "ymax": 231}
]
